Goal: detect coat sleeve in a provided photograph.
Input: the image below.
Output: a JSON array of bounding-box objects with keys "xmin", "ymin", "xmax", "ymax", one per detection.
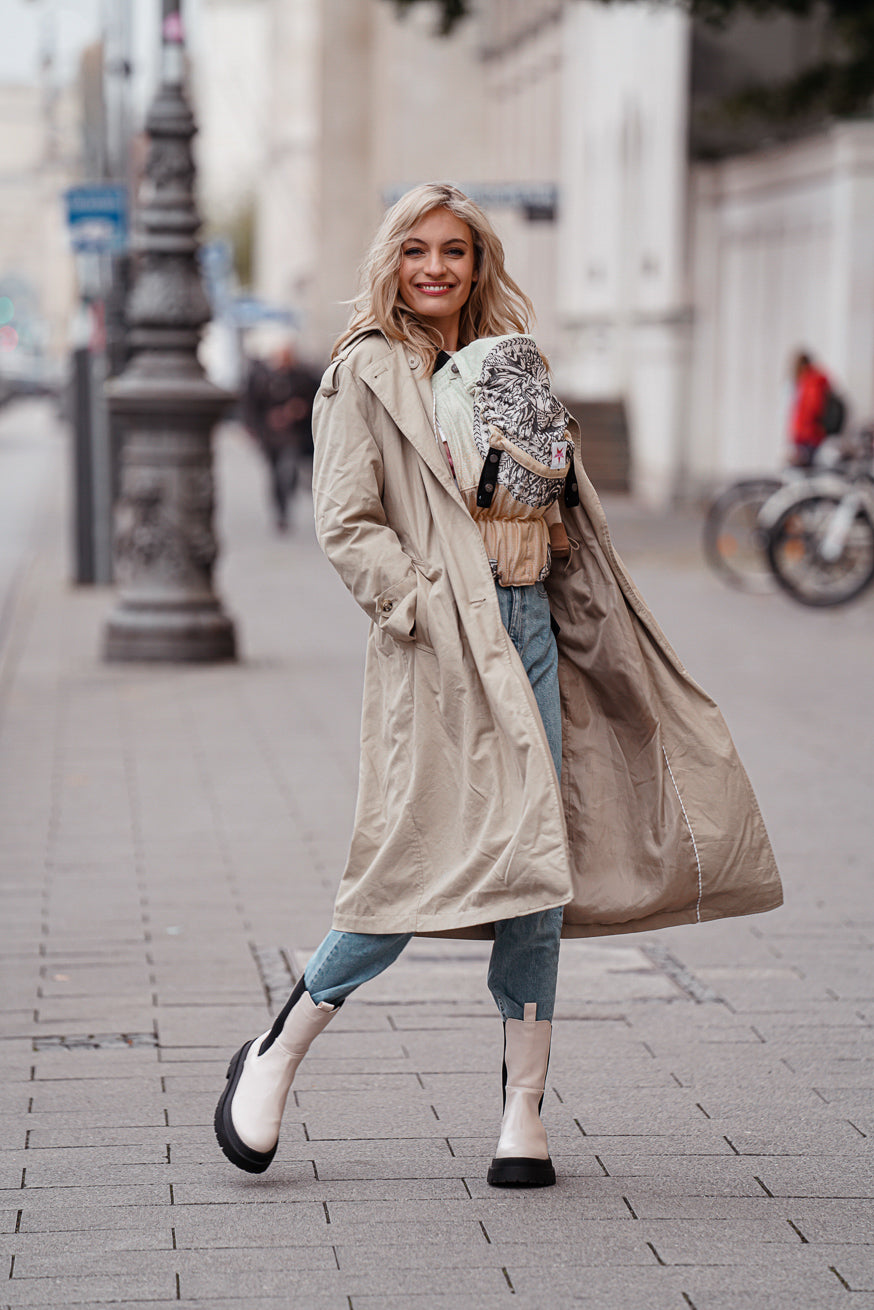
[{"xmin": 311, "ymin": 359, "xmax": 425, "ymax": 644}]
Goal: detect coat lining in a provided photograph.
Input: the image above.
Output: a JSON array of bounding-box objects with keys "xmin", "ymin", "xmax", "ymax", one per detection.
[{"xmin": 661, "ymin": 746, "xmax": 703, "ymax": 922}]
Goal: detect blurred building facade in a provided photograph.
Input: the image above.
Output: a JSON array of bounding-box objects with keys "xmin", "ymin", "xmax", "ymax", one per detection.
[
  {"xmin": 191, "ymin": 0, "xmax": 874, "ymax": 503},
  {"xmin": 11, "ymin": 0, "xmax": 868, "ymax": 504},
  {"xmin": 0, "ymin": 73, "xmax": 78, "ymax": 372}
]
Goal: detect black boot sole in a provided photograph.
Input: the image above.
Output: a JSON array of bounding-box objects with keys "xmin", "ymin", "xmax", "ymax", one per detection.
[
  {"xmin": 214, "ymin": 1040, "xmax": 278, "ymax": 1174},
  {"xmin": 487, "ymin": 1155, "xmax": 556, "ymax": 1188}
]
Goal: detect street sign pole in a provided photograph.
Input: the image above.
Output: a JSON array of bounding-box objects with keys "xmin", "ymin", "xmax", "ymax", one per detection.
[{"xmin": 65, "ymin": 185, "xmax": 130, "ymax": 585}]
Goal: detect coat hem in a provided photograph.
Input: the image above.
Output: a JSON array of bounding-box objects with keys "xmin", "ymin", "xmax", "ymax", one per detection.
[
  {"xmin": 560, "ymin": 890, "xmax": 784, "ymax": 938},
  {"xmin": 331, "ymin": 894, "xmax": 572, "ymax": 938}
]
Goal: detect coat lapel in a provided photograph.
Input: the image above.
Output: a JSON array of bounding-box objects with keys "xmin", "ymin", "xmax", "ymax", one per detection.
[{"xmin": 360, "ymin": 348, "xmax": 464, "ymax": 499}]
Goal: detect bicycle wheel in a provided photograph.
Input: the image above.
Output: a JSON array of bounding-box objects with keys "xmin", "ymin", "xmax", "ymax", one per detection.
[
  {"xmin": 703, "ymin": 478, "xmax": 782, "ymax": 592},
  {"xmin": 767, "ymin": 494, "xmax": 874, "ymax": 607}
]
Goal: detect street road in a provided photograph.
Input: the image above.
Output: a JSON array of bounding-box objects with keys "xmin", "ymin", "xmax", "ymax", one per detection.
[{"xmin": 0, "ymin": 398, "xmax": 62, "ymax": 650}]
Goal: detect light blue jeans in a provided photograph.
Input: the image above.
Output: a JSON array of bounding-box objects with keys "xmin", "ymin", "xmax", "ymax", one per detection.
[{"xmin": 304, "ymin": 580, "xmax": 564, "ymax": 1022}]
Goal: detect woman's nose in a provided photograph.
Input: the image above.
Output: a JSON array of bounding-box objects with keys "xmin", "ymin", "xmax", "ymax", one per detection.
[{"xmin": 423, "ymin": 250, "xmax": 447, "ymax": 277}]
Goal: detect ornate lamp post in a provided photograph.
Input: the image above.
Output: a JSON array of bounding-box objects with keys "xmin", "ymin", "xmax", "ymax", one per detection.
[{"xmin": 103, "ymin": 8, "xmax": 237, "ymax": 661}]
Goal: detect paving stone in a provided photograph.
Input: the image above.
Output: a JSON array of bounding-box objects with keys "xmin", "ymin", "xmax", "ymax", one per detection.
[
  {"xmin": 18, "ymin": 1145, "xmax": 170, "ymax": 1171},
  {"xmin": 349, "ymin": 1300, "xmax": 519, "ymax": 1310},
  {"xmin": 15, "ymin": 1204, "xmax": 172, "ymax": 1234},
  {"xmin": 722, "ymin": 1123, "xmax": 870, "ymax": 1154},
  {"xmin": 18, "ymin": 1160, "xmax": 172, "ymax": 1190},
  {"xmin": 30, "ymin": 1053, "xmax": 160, "ymax": 1083},
  {"xmin": 558, "ymin": 1129, "xmax": 736, "ymax": 1155},
  {"xmin": 333, "ymin": 1233, "xmax": 495, "ymax": 1274},
  {"xmin": 466, "ymin": 1192, "xmax": 635, "ymax": 1222},
  {"xmin": 4, "ymin": 1276, "xmax": 177, "ymax": 1307},
  {"xmin": 18, "ymin": 1109, "xmax": 169, "ymax": 1134},
  {"xmin": 183, "ymin": 1262, "xmax": 510, "ymax": 1300},
  {"xmin": 320, "ymin": 1197, "xmax": 512, "ymax": 1226},
  {"xmin": 327, "ymin": 1214, "xmax": 485, "ymax": 1244},
  {"xmin": 679, "ymin": 1292, "xmax": 851, "ymax": 1310},
  {"xmin": 785, "ymin": 1198, "xmax": 874, "ymax": 1242},
  {"xmin": 299, "ymin": 1111, "xmax": 451, "ymax": 1142},
  {"xmin": 828, "ymin": 1249, "xmax": 874, "ymax": 1292},
  {"xmin": 505, "ymin": 1260, "xmax": 849, "ymax": 1300},
  {"xmin": 0, "ymin": 1209, "xmax": 20, "ymax": 1234},
  {"xmin": 1, "ymin": 1225, "xmax": 172, "ymax": 1255},
  {"xmin": 155, "ymin": 1005, "xmax": 269, "ymax": 1048},
  {"xmin": 484, "ymin": 1214, "xmax": 797, "ymax": 1248},
  {"xmin": 242, "ymin": 1302, "xmax": 359, "ymax": 1310},
  {"xmin": 9, "ymin": 1184, "xmax": 170, "ymax": 1211},
  {"xmin": 26, "ymin": 1084, "xmax": 164, "ymax": 1118},
  {"xmin": 750, "ymin": 1156, "xmax": 874, "ymax": 1198},
  {"xmin": 21, "ymin": 1124, "xmax": 172, "ymax": 1151},
  {"xmin": 171, "ymin": 1201, "xmax": 327, "ymax": 1247},
  {"xmin": 0, "ymin": 1088, "xmax": 37, "ymax": 1117},
  {"xmin": 146, "ymin": 1300, "xmax": 350, "ymax": 1310}
]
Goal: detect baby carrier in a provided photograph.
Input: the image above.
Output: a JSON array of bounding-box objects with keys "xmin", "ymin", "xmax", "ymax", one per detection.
[{"xmin": 432, "ymin": 335, "xmax": 579, "ymax": 511}]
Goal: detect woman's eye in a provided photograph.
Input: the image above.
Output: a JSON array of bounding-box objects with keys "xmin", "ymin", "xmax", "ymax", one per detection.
[
  {"xmin": 403, "ymin": 247, "xmax": 424, "ymax": 258},
  {"xmin": 447, "ymin": 248, "xmax": 466, "ymax": 257}
]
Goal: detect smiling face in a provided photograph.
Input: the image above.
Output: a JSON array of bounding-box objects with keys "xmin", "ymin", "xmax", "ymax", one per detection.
[{"xmin": 397, "ymin": 207, "xmax": 478, "ymax": 352}]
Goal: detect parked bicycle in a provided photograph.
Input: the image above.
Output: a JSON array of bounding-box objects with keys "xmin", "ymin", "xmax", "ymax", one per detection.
[
  {"xmin": 761, "ymin": 430, "xmax": 874, "ymax": 607},
  {"xmin": 703, "ymin": 474, "xmax": 787, "ymax": 593},
  {"xmin": 702, "ymin": 451, "xmax": 845, "ymax": 593},
  {"xmin": 703, "ymin": 430, "xmax": 874, "ymax": 606}
]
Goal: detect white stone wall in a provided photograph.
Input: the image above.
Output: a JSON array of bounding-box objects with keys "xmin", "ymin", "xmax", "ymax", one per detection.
[
  {"xmin": 556, "ymin": 0, "xmax": 691, "ymax": 505},
  {"xmin": 190, "ymin": 0, "xmax": 270, "ymax": 227},
  {"xmin": 688, "ymin": 123, "xmax": 874, "ymax": 484},
  {"xmin": 477, "ymin": 1, "xmax": 563, "ymax": 351},
  {"xmin": 248, "ymin": 0, "xmax": 566, "ymax": 361},
  {"xmin": 256, "ymin": 0, "xmax": 323, "ymax": 322},
  {"xmin": 0, "ymin": 83, "xmax": 79, "ymax": 363}
]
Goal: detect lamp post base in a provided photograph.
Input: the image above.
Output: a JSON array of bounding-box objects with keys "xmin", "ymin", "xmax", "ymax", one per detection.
[{"xmin": 104, "ymin": 598, "xmax": 237, "ymax": 663}]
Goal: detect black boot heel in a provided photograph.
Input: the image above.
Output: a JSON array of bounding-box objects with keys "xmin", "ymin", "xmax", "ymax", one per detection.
[{"xmin": 487, "ymin": 1155, "xmax": 556, "ymax": 1188}]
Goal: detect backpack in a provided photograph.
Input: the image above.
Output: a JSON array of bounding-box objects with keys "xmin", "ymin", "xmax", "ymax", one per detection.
[{"xmin": 822, "ymin": 388, "xmax": 846, "ymax": 436}]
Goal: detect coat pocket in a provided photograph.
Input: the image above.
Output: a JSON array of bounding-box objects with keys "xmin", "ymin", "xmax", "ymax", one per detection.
[{"xmin": 411, "ymin": 566, "xmax": 436, "ymax": 653}]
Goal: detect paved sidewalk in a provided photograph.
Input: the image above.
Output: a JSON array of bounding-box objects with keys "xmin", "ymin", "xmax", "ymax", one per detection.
[{"xmin": 1, "ymin": 400, "xmax": 873, "ymax": 1309}]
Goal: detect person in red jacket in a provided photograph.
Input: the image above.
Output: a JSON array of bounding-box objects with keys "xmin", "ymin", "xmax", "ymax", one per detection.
[{"xmin": 790, "ymin": 350, "xmax": 831, "ymax": 466}]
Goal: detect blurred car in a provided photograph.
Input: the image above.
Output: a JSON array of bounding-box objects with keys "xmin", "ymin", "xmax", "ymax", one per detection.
[{"xmin": 0, "ymin": 351, "xmax": 64, "ymax": 407}]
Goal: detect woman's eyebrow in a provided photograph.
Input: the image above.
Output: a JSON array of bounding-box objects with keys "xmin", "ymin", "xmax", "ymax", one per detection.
[{"xmin": 403, "ymin": 236, "xmax": 470, "ymax": 248}]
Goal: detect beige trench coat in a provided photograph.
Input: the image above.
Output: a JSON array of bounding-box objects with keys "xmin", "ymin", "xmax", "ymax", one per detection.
[{"xmin": 311, "ymin": 331, "xmax": 782, "ymax": 939}]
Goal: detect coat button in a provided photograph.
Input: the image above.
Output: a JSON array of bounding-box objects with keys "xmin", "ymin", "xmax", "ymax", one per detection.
[
  {"xmin": 381, "ymin": 600, "xmax": 394, "ymax": 613},
  {"xmin": 408, "ymin": 357, "xmax": 417, "ymax": 368},
  {"xmin": 451, "ymin": 362, "xmax": 459, "ymax": 374}
]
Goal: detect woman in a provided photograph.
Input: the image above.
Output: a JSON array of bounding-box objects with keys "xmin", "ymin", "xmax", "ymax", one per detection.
[{"xmin": 215, "ymin": 184, "xmax": 782, "ymax": 1188}]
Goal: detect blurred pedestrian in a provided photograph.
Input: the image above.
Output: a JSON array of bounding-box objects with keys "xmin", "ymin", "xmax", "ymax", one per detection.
[
  {"xmin": 243, "ymin": 338, "xmax": 319, "ymax": 531},
  {"xmin": 215, "ymin": 183, "xmax": 782, "ymax": 1188},
  {"xmin": 789, "ymin": 349, "xmax": 833, "ymax": 467}
]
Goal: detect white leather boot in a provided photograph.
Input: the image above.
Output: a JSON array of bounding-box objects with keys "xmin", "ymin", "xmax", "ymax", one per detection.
[
  {"xmin": 215, "ymin": 979, "xmax": 338, "ymax": 1173},
  {"xmin": 487, "ymin": 1002, "xmax": 555, "ymax": 1188}
]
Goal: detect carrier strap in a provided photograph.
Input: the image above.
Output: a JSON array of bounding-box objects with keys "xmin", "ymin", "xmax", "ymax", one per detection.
[
  {"xmin": 476, "ymin": 448, "xmax": 503, "ymax": 507},
  {"xmin": 476, "ymin": 427, "xmax": 579, "ymax": 509},
  {"xmin": 564, "ymin": 454, "xmax": 580, "ymax": 507}
]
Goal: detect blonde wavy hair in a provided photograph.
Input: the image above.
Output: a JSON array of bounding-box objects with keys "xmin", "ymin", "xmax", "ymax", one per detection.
[{"xmin": 333, "ymin": 183, "xmax": 534, "ymax": 370}]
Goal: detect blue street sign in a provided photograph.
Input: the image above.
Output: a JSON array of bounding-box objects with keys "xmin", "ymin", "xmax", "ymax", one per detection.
[{"xmin": 65, "ymin": 184, "xmax": 129, "ymax": 253}]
